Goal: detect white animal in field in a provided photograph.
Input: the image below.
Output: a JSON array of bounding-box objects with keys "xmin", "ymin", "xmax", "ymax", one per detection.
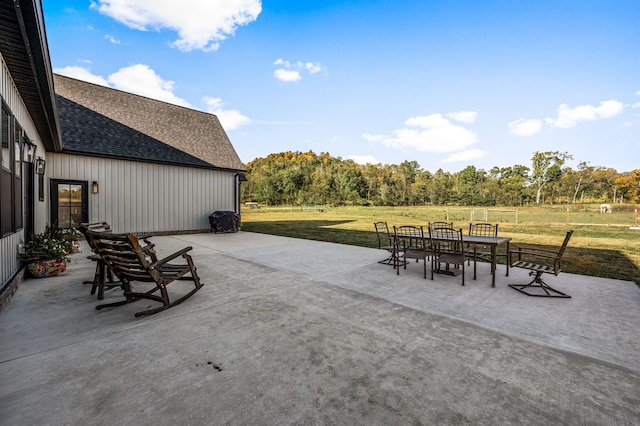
[{"xmin": 600, "ymin": 203, "xmax": 612, "ymax": 214}]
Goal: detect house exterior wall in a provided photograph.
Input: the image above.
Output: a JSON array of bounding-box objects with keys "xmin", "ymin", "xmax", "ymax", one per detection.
[
  {"xmin": 0, "ymin": 55, "xmax": 46, "ymax": 289},
  {"xmin": 47, "ymin": 153, "xmax": 238, "ymax": 233}
]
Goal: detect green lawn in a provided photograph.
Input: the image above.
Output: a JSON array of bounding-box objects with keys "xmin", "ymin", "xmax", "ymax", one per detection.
[{"xmin": 241, "ymin": 204, "xmax": 640, "ymax": 286}]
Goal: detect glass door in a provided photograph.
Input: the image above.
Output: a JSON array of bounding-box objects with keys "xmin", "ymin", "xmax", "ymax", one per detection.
[{"xmin": 50, "ymin": 180, "xmax": 88, "ymax": 228}]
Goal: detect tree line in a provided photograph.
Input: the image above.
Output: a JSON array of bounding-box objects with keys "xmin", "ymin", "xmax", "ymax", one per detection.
[{"xmin": 243, "ymin": 150, "xmax": 640, "ymax": 207}]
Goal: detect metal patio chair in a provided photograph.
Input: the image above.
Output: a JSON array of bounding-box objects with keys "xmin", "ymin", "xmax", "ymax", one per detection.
[
  {"xmin": 508, "ymin": 230, "xmax": 574, "ymax": 298},
  {"xmin": 429, "ymin": 227, "xmax": 467, "ymax": 286},
  {"xmin": 393, "ymin": 225, "xmax": 429, "ymax": 278},
  {"xmin": 466, "ymin": 222, "xmax": 506, "ymax": 280},
  {"xmin": 374, "ymin": 221, "xmax": 395, "ymax": 265}
]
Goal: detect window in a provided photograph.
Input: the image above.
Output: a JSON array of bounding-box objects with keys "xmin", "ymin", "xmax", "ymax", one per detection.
[
  {"xmin": 0, "ymin": 103, "xmax": 23, "ymax": 236},
  {"xmin": 50, "ymin": 180, "xmax": 88, "ymax": 228}
]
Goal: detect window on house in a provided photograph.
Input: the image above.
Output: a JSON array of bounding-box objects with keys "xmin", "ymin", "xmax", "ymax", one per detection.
[
  {"xmin": 1, "ymin": 103, "xmax": 23, "ymax": 236},
  {"xmin": 50, "ymin": 180, "xmax": 88, "ymax": 228}
]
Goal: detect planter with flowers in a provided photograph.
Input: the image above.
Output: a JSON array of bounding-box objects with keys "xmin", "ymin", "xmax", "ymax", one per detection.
[{"xmin": 19, "ymin": 225, "xmax": 82, "ymax": 278}]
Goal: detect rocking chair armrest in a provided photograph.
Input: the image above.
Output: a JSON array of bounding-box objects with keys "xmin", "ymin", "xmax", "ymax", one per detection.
[
  {"xmin": 134, "ymin": 234, "xmax": 154, "ymax": 245},
  {"xmin": 150, "ymin": 246, "xmax": 193, "ymax": 269}
]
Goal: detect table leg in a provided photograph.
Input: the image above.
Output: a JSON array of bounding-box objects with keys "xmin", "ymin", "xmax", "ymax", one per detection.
[
  {"xmin": 491, "ymin": 245, "xmax": 497, "ymax": 287},
  {"xmin": 505, "ymin": 240, "xmax": 510, "ymax": 277}
]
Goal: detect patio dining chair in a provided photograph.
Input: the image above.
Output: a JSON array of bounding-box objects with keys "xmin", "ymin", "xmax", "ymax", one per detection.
[
  {"xmin": 429, "ymin": 227, "xmax": 466, "ymax": 286},
  {"xmin": 466, "ymin": 223, "xmax": 506, "ymax": 279},
  {"xmin": 393, "ymin": 225, "xmax": 429, "ymax": 278},
  {"xmin": 508, "ymin": 230, "xmax": 573, "ymax": 298},
  {"xmin": 374, "ymin": 222, "xmax": 395, "ymax": 265},
  {"xmin": 428, "ymin": 221, "xmax": 453, "ymax": 231}
]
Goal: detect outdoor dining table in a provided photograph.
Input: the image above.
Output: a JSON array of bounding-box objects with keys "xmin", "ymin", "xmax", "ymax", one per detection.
[
  {"xmin": 424, "ymin": 233, "xmax": 511, "ymax": 287},
  {"xmin": 392, "ymin": 228, "xmax": 511, "ymax": 287}
]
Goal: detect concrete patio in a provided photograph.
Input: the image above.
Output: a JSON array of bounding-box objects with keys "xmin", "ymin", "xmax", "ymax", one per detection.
[{"xmin": 1, "ymin": 231, "xmax": 639, "ymax": 425}]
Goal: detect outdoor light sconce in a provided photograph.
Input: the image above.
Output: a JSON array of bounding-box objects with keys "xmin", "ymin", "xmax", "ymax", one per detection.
[
  {"xmin": 92, "ymin": 181, "xmax": 99, "ymax": 194},
  {"xmin": 23, "ymin": 141, "xmax": 37, "ymax": 164},
  {"xmin": 35, "ymin": 157, "xmax": 46, "ymax": 175}
]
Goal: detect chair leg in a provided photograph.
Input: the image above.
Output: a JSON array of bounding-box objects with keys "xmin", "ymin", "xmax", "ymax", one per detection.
[
  {"xmin": 87, "ymin": 261, "xmax": 101, "ymax": 294},
  {"xmin": 97, "ymin": 261, "xmax": 106, "ymax": 300},
  {"xmin": 509, "ymin": 271, "xmax": 571, "ymax": 298},
  {"xmin": 378, "ymin": 250, "xmax": 394, "ymax": 265}
]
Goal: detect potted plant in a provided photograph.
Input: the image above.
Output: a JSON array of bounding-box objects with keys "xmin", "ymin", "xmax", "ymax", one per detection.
[{"xmin": 19, "ymin": 224, "xmax": 79, "ymax": 278}]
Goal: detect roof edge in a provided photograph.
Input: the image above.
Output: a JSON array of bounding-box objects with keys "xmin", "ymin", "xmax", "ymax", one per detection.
[
  {"xmin": 59, "ymin": 149, "xmax": 246, "ymax": 173},
  {"xmin": 13, "ymin": 0, "xmax": 62, "ymax": 151}
]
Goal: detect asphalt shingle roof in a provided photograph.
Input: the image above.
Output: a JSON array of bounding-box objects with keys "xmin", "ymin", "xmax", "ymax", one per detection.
[{"xmin": 53, "ymin": 74, "xmax": 245, "ymax": 171}]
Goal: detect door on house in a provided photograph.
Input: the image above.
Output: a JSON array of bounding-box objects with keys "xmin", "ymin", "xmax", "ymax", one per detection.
[{"xmin": 50, "ymin": 180, "xmax": 88, "ymax": 228}]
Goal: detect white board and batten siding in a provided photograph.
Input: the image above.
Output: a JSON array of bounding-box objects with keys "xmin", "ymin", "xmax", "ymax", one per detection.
[
  {"xmin": 48, "ymin": 153, "xmax": 238, "ymax": 233},
  {"xmin": 0, "ymin": 231, "xmax": 23, "ymax": 288},
  {"xmin": 0, "ymin": 55, "xmax": 45, "ymax": 286}
]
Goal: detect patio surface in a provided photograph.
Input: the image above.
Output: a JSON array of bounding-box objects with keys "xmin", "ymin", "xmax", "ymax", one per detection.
[{"xmin": 1, "ymin": 231, "xmax": 639, "ymax": 425}]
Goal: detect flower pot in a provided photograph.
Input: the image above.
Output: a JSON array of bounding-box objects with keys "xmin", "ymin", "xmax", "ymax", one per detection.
[{"xmin": 26, "ymin": 259, "xmax": 67, "ymax": 278}]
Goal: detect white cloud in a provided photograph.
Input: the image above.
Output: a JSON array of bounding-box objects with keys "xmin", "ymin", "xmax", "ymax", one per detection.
[
  {"xmin": 632, "ymin": 102, "xmax": 640, "ymax": 109},
  {"xmin": 442, "ymin": 149, "xmax": 486, "ymax": 163},
  {"xmin": 53, "ymin": 66, "xmax": 109, "ymax": 86},
  {"xmin": 92, "ymin": 0, "xmax": 261, "ymax": 52},
  {"xmin": 383, "ymin": 113, "xmax": 477, "ymax": 153},
  {"xmin": 508, "ymin": 118, "xmax": 542, "ymax": 136},
  {"xmin": 55, "ymin": 65, "xmax": 250, "ymax": 129},
  {"xmin": 104, "ymin": 34, "xmax": 121, "ymax": 44},
  {"xmin": 203, "ymin": 97, "xmax": 251, "ymax": 130},
  {"xmin": 347, "ymin": 155, "xmax": 378, "ymax": 165},
  {"xmin": 405, "ymin": 114, "xmax": 451, "ymax": 128},
  {"xmin": 636, "ymin": 90, "xmax": 640, "ymax": 96},
  {"xmin": 274, "ymin": 69, "xmax": 301, "ymax": 82},
  {"xmin": 305, "ymin": 62, "xmax": 322, "ymax": 74},
  {"xmin": 55, "ymin": 65, "xmax": 189, "ymax": 106},
  {"xmin": 273, "ymin": 58, "xmax": 325, "ymax": 82},
  {"xmin": 446, "ymin": 111, "xmax": 477, "ymax": 124},
  {"xmin": 107, "ymin": 64, "xmax": 191, "ymax": 107},
  {"xmin": 546, "ymin": 100, "xmax": 624, "ymax": 128},
  {"xmin": 361, "ymin": 133, "xmax": 385, "ymax": 142}
]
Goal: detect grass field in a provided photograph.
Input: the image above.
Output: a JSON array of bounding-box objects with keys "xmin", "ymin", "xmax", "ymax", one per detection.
[{"xmin": 240, "ymin": 204, "xmax": 640, "ymax": 286}]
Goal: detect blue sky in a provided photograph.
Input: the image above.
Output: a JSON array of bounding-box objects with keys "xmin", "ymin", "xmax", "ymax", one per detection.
[{"xmin": 43, "ymin": 0, "xmax": 640, "ymax": 172}]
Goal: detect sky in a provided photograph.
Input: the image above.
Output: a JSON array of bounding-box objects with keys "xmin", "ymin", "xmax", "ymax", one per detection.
[{"xmin": 42, "ymin": 0, "xmax": 640, "ymax": 173}]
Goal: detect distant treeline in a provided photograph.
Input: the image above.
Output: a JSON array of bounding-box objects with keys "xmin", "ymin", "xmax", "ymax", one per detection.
[{"xmin": 243, "ymin": 150, "xmax": 640, "ymax": 207}]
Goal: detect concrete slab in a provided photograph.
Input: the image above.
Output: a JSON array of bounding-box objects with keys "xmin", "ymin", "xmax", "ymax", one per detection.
[{"xmin": 1, "ymin": 232, "xmax": 639, "ymax": 425}]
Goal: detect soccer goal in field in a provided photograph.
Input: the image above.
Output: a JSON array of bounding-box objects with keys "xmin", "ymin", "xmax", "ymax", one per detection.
[
  {"xmin": 446, "ymin": 208, "xmax": 519, "ymax": 223},
  {"xmin": 300, "ymin": 204, "xmax": 325, "ymax": 212}
]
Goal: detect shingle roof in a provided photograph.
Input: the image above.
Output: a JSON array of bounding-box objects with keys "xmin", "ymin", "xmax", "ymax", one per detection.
[
  {"xmin": 0, "ymin": 0, "xmax": 61, "ymax": 151},
  {"xmin": 53, "ymin": 74, "xmax": 245, "ymax": 171}
]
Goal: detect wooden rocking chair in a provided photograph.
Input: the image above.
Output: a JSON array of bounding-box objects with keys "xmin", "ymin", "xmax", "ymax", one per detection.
[
  {"xmin": 88, "ymin": 231, "xmax": 204, "ymax": 317},
  {"xmin": 79, "ymin": 222, "xmax": 121, "ymax": 299},
  {"xmin": 508, "ymin": 230, "xmax": 573, "ymax": 298}
]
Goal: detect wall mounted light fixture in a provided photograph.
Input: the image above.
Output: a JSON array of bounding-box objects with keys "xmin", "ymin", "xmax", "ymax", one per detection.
[
  {"xmin": 23, "ymin": 141, "xmax": 37, "ymax": 164},
  {"xmin": 92, "ymin": 181, "xmax": 99, "ymax": 194},
  {"xmin": 35, "ymin": 157, "xmax": 46, "ymax": 175}
]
